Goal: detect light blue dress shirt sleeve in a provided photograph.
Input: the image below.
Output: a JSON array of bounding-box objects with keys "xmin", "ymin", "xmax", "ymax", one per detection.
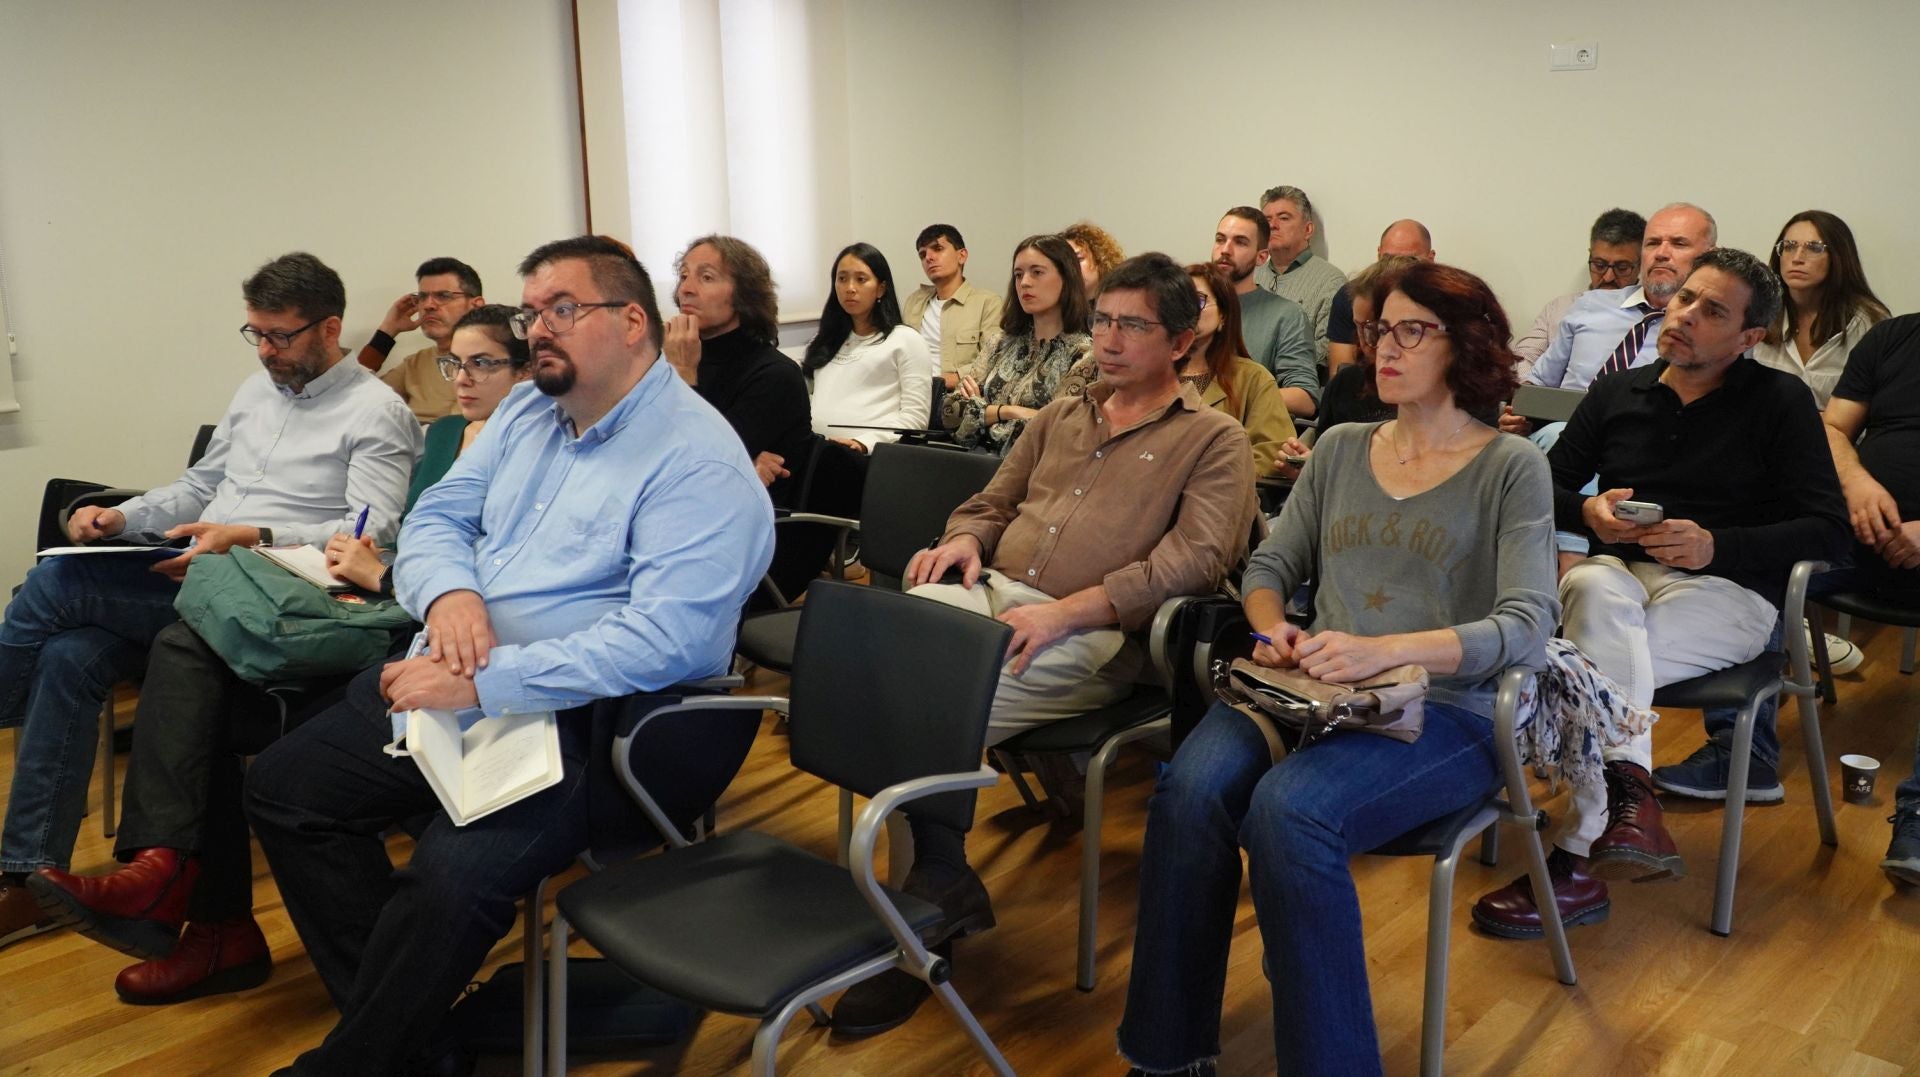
[
  {"xmin": 393, "ymin": 406, "xmax": 507, "ymax": 621},
  {"xmin": 276, "ymin": 405, "xmax": 423, "ymax": 548},
  {"xmin": 472, "ymin": 458, "xmax": 773, "ymax": 715},
  {"xmin": 1526, "ymin": 311, "xmax": 1579, "ymax": 388},
  {"xmin": 115, "ymin": 397, "xmax": 243, "ymax": 536}
]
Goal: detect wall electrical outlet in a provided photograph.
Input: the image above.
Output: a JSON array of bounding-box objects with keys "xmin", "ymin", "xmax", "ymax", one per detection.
[{"xmin": 1549, "ymin": 41, "xmax": 1598, "ymax": 71}]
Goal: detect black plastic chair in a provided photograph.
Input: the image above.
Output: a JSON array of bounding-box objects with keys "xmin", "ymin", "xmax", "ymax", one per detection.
[
  {"xmin": 549, "ymin": 582, "xmax": 1016, "ymax": 1076},
  {"xmin": 1647, "ymin": 559, "xmax": 1834, "ymax": 936},
  {"xmin": 1816, "ymin": 589, "xmax": 1920, "ymax": 699},
  {"xmin": 737, "ymin": 442, "xmax": 1000, "ymax": 673}
]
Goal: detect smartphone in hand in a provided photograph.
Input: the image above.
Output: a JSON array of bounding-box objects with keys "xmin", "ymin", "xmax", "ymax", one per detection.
[{"xmin": 1612, "ymin": 500, "xmax": 1665, "ymax": 525}]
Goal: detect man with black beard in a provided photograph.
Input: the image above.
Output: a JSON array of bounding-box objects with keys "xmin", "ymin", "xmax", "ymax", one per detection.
[
  {"xmin": 240, "ymin": 235, "xmax": 774, "ymax": 1076},
  {"xmin": 0, "ymin": 252, "xmax": 418, "ymax": 957}
]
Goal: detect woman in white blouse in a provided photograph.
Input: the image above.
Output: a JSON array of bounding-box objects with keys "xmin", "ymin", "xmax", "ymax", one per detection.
[
  {"xmin": 801, "ymin": 241, "xmax": 933, "ymax": 453},
  {"xmin": 1754, "ymin": 210, "xmax": 1889, "ymax": 409}
]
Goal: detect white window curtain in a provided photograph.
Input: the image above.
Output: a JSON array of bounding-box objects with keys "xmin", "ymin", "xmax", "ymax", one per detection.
[{"xmin": 577, "ymin": 0, "xmax": 850, "ymax": 321}]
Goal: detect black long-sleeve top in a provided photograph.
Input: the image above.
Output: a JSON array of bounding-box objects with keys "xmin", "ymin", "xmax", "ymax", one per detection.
[
  {"xmin": 1547, "ymin": 357, "xmax": 1850, "ymax": 609},
  {"xmin": 693, "ymin": 327, "xmax": 814, "ymax": 506}
]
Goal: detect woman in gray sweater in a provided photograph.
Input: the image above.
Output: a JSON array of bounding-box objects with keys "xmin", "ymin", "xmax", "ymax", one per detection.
[{"xmin": 1118, "ymin": 262, "xmax": 1558, "ymax": 1076}]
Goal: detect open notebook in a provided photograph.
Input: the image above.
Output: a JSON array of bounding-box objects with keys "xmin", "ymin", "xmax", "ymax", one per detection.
[
  {"xmin": 402, "ymin": 706, "xmax": 563, "ymax": 827},
  {"xmin": 256, "ymin": 544, "xmax": 352, "ymax": 592}
]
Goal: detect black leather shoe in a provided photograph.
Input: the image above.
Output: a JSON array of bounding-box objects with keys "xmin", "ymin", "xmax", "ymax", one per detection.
[
  {"xmin": 831, "ymin": 941, "xmax": 948, "ymax": 1039},
  {"xmin": 902, "ymin": 864, "xmax": 995, "ymax": 944}
]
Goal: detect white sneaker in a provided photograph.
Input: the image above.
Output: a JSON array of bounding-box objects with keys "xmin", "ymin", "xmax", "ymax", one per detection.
[{"xmin": 1811, "ymin": 629, "xmax": 1864, "ymax": 675}]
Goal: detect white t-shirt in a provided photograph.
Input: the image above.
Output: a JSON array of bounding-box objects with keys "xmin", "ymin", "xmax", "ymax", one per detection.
[
  {"xmin": 808, "ymin": 325, "xmax": 935, "ymax": 452},
  {"xmin": 919, "ymin": 297, "xmax": 944, "ymax": 363}
]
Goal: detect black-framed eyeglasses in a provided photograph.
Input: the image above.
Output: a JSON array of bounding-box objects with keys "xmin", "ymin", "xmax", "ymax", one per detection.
[
  {"xmin": 1588, "ymin": 258, "xmax": 1638, "ymax": 278},
  {"xmin": 1192, "ymin": 292, "xmax": 1211, "ymax": 311},
  {"xmin": 437, "ymin": 356, "xmax": 521, "ymax": 381},
  {"xmin": 412, "ymin": 289, "xmax": 472, "ymax": 305},
  {"xmin": 239, "ymin": 315, "xmax": 327, "ymax": 349},
  {"xmin": 1359, "ymin": 318, "xmax": 1448, "ymax": 349},
  {"xmin": 1775, "ymin": 239, "xmax": 1830, "ymax": 257},
  {"xmin": 509, "ymin": 301, "xmax": 628, "ymax": 339},
  {"xmin": 1090, "ymin": 311, "xmax": 1166, "ymax": 339}
]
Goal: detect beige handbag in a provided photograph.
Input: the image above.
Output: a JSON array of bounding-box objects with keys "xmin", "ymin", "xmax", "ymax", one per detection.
[{"xmin": 1212, "ymin": 658, "xmax": 1430, "ymax": 762}]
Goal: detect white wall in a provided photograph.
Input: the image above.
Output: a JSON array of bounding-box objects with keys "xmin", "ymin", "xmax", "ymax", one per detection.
[
  {"xmin": 839, "ymin": 0, "xmax": 1026, "ymax": 313},
  {"xmin": 0, "ymin": 0, "xmax": 585, "ymax": 587},
  {"xmin": 1018, "ymin": 0, "xmax": 1920, "ymax": 328}
]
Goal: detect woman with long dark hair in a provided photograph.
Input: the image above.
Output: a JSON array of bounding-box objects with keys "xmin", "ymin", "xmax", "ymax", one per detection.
[
  {"xmin": 1754, "ymin": 210, "xmax": 1889, "ymax": 408},
  {"xmin": 1118, "ymin": 262, "xmax": 1555, "ymax": 1076},
  {"xmin": 802, "ymin": 242, "xmax": 932, "ymax": 454},
  {"xmin": 945, "ymin": 234, "xmax": 1095, "ymax": 454},
  {"xmin": 1183, "ymin": 262, "xmax": 1294, "ymax": 477}
]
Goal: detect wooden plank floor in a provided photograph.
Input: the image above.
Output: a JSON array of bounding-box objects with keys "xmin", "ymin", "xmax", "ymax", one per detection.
[{"xmin": 3, "ymin": 619, "xmax": 1918, "ymax": 1076}]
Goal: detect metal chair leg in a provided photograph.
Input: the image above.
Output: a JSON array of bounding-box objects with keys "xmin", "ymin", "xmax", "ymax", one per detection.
[
  {"xmin": 1787, "ymin": 666, "xmax": 1838, "ymax": 848},
  {"xmin": 929, "ymin": 980, "xmax": 1016, "ymax": 1077},
  {"xmin": 1834, "ymin": 612, "xmax": 1851, "ymax": 638},
  {"xmin": 546, "ymin": 909, "xmax": 570, "ymax": 1076},
  {"xmin": 523, "ymin": 878, "xmax": 548, "ymax": 1077},
  {"xmin": 1712, "ymin": 699, "xmax": 1763, "ymax": 937},
  {"xmin": 1420, "ymin": 837, "xmax": 1471, "ymax": 1077},
  {"xmin": 1810, "ymin": 615, "xmax": 1838, "ymax": 704},
  {"xmin": 837, "ymin": 789, "xmax": 854, "ymax": 866},
  {"xmin": 995, "ymin": 749, "xmax": 1043, "ymax": 810},
  {"xmin": 1477, "ymin": 825, "xmax": 1500, "ymax": 867},
  {"xmin": 1520, "ymin": 827, "xmax": 1577, "ymax": 985},
  {"xmin": 1076, "ymin": 718, "xmax": 1170, "ymax": 992},
  {"xmin": 99, "ymin": 696, "xmax": 116, "ymax": 838},
  {"xmin": 885, "ymin": 810, "xmax": 912, "ymax": 888}
]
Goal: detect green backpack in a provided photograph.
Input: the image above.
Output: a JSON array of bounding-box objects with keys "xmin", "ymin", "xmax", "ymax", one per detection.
[{"xmin": 173, "ymin": 546, "xmax": 415, "ymax": 686}]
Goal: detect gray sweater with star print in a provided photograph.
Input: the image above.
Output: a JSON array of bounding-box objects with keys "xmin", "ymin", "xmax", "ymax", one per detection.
[{"xmin": 1243, "ymin": 421, "xmax": 1560, "ymax": 718}]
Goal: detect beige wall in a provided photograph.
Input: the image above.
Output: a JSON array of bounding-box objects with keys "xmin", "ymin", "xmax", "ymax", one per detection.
[
  {"xmin": 1018, "ymin": 0, "xmax": 1920, "ymax": 330},
  {"xmin": 0, "ymin": 0, "xmax": 585, "ymax": 587}
]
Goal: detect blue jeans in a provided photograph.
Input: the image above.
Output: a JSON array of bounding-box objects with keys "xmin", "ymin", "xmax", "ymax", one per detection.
[
  {"xmin": 0, "ymin": 556, "xmax": 182, "ymax": 873},
  {"xmin": 243, "ymin": 663, "xmax": 594, "ymax": 1074},
  {"xmin": 1118, "ymin": 699, "xmax": 1499, "ymax": 1075}
]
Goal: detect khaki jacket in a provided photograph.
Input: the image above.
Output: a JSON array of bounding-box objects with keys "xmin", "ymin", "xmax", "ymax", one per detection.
[{"xmin": 902, "ymin": 278, "xmax": 1005, "ymax": 377}]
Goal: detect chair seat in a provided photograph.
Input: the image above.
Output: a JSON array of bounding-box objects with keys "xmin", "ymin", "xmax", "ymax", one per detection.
[
  {"xmin": 736, "ymin": 608, "xmax": 801, "ymax": 672},
  {"xmin": 1817, "ymin": 589, "xmax": 1920, "ymax": 629},
  {"xmin": 993, "ymin": 689, "xmax": 1172, "ymax": 755},
  {"xmin": 555, "ymin": 830, "xmax": 942, "ymax": 1016},
  {"xmin": 1652, "ymin": 653, "xmax": 1784, "ymax": 710},
  {"xmin": 1368, "ymin": 796, "xmax": 1500, "ymax": 858}
]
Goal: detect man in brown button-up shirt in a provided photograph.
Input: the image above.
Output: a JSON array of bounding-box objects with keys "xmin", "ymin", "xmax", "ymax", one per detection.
[{"xmin": 830, "ymin": 253, "xmax": 1257, "ymax": 1038}]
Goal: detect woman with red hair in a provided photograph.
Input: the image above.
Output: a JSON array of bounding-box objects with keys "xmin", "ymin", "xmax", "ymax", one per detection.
[{"xmin": 1119, "ymin": 262, "xmax": 1555, "ymax": 1076}]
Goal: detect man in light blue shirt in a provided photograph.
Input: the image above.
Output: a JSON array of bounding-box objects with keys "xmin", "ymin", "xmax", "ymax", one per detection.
[
  {"xmin": 1516, "ymin": 203, "xmax": 1716, "ymax": 397},
  {"xmin": 245, "ymin": 236, "xmax": 774, "ymax": 1077},
  {"xmin": 0, "ymin": 252, "xmax": 419, "ymax": 951}
]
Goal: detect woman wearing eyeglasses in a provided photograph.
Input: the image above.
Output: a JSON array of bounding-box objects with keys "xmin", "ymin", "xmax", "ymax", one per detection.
[
  {"xmin": 1753, "ymin": 210, "xmax": 1889, "ymax": 408},
  {"xmin": 945, "ymin": 235, "xmax": 1095, "ymax": 454},
  {"xmin": 1118, "ymin": 263, "xmax": 1555, "ymax": 1077},
  {"xmin": 324, "ymin": 305, "xmax": 530, "ymax": 591},
  {"xmin": 1180, "ymin": 263, "xmax": 1294, "ymax": 477}
]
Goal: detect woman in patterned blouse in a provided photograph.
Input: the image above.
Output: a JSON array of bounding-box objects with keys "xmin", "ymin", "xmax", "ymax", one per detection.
[{"xmin": 944, "ymin": 233, "xmax": 1097, "ymax": 454}]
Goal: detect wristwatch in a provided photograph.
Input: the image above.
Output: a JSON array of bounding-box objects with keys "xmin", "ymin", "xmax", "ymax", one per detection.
[{"xmin": 256, "ymin": 527, "xmax": 274, "ymax": 548}]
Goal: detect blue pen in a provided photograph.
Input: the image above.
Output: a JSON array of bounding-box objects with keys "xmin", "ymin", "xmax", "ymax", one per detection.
[
  {"xmin": 1249, "ymin": 631, "xmax": 1274, "ymax": 645},
  {"xmin": 352, "ymin": 505, "xmax": 371, "ymax": 540}
]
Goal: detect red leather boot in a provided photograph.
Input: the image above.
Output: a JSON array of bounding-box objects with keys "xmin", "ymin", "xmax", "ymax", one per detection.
[
  {"xmin": 29, "ymin": 847, "xmax": 201, "ymax": 959},
  {"xmin": 114, "ymin": 918, "xmax": 272, "ymax": 1005}
]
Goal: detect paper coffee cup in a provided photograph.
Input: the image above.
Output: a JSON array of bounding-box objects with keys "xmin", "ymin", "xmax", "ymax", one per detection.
[{"xmin": 1841, "ymin": 754, "xmax": 1880, "ymax": 804}]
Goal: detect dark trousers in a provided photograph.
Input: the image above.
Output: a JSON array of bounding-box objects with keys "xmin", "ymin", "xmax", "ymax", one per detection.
[
  {"xmin": 116, "ymin": 621, "xmax": 253, "ymax": 921},
  {"xmin": 243, "ymin": 663, "xmax": 594, "ymax": 1075}
]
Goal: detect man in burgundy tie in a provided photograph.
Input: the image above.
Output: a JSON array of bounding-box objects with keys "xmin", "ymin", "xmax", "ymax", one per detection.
[{"xmin": 1506, "ymin": 202, "xmax": 1718, "ymax": 416}]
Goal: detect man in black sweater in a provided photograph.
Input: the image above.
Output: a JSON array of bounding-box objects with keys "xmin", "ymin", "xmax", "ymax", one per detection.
[
  {"xmin": 1821, "ymin": 313, "xmax": 1920, "ymax": 889},
  {"xmin": 1475, "ymin": 248, "xmax": 1850, "ymax": 934}
]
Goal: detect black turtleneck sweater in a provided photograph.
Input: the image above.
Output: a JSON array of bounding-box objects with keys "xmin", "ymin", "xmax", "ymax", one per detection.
[{"xmin": 693, "ymin": 327, "xmax": 814, "ymax": 505}]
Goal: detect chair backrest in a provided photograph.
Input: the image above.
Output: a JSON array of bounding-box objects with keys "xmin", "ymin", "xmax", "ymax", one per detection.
[
  {"xmin": 788, "ymin": 580, "xmax": 1011, "ymax": 831},
  {"xmin": 859, "ymin": 442, "xmax": 1002, "ymax": 584},
  {"xmin": 187, "ymin": 423, "xmax": 217, "ymax": 467}
]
